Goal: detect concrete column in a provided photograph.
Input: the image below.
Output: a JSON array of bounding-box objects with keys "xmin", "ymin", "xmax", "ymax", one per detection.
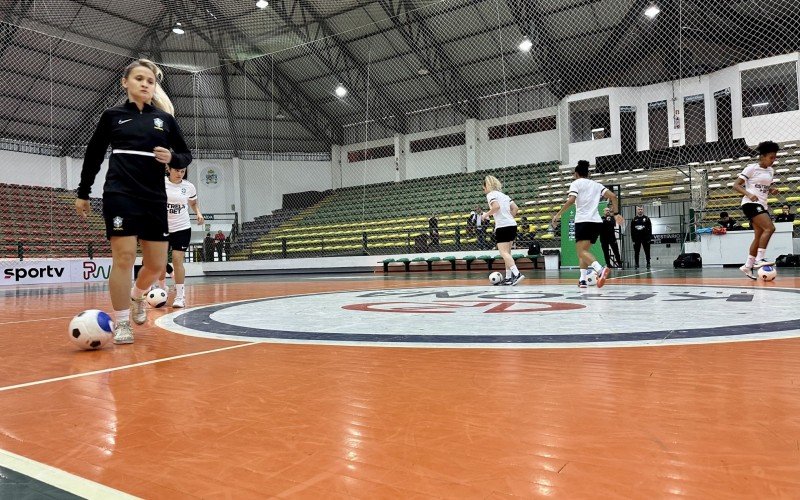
[
  {"xmin": 465, "ymin": 118, "xmax": 479, "ymax": 173},
  {"xmin": 394, "ymin": 133, "xmax": 406, "ymax": 182},
  {"xmin": 331, "ymin": 144, "xmax": 343, "ymax": 189}
]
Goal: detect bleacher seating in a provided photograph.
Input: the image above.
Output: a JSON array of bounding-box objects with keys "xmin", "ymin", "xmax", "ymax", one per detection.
[
  {"xmin": 234, "ymin": 161, "xmax": 560, "ymax": 259},
  {"xmin": 233, "ymin": 141, "xmax": 800, "ymax": 260},
  {"xmin": 0, "ymin": 183, "xmax": 109, "ymax": 259}
]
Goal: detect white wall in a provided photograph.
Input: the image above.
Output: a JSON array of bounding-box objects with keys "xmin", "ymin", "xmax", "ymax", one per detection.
[
  {"xmin": 240, "ymin": 159, "xmax": 332, "ymax": 221},
  {"xmin": 340, "ymin": 138, "xmax": 396, "ymax": 187},
  {"xmin": 404, "ymin": 124, "xmax": 466, "ymax": 179},
  {"xmin": 187, "ymin": 159, "xmax": 238, "ymax": 215},
  {"xmin": 478, "ymin": 108, "xmax": 560, "ymax": 169}
]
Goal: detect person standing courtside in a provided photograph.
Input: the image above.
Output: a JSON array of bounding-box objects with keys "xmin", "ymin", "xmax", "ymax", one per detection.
[
  {"xmin": 551, "ymin": 160, "xmax": 623, "ymax": 288},
  {"xmin": 75, "ymin": 59, "xmax": 191, "ymax": 344},
  {"xmin": 600, "ymin": 207, "xmax": 622, "ymax": 268},
  {"xmin": 630, "ymin": 206, "xmax": 652, "ymax": 269}
]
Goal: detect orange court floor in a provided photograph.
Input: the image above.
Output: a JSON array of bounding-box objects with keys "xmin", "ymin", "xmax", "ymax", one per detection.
[{"xmin": 0, "ymin": 268, "xmax": 799, "ymax": 498}]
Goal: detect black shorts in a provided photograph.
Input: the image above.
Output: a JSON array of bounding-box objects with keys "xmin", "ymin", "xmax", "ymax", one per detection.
[
  {"xmin": 102, "ymin": 194, "xmax": 168, "ymax": 241},
  {"xmin": 169, "ymin": 228, "xmax": 192, "ymax": 252},
  {"xmin": 742, "ymin": 203, "xmax": 769, "ymax": 221},
  {"xmin": 494, "ymin": 225, "xmax": 518, "ymax": 243},
  {"xmin": 574, "ymin": 222, "xmax": 603, "ymax": 243}
]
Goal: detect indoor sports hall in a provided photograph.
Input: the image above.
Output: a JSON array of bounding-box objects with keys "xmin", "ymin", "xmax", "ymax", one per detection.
[{"xmin": 1, "ymin": 0, "xmax": 800, "ymax": 498}]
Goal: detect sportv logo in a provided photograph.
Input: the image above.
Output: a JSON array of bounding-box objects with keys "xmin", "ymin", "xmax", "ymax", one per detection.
[
  {"xmin": 83, "ymin": 261, "xmax": 111, "ymax": 280},
  {"xmin": 3, "ymin": 265, "xmax": 65, "ymax": 281}
]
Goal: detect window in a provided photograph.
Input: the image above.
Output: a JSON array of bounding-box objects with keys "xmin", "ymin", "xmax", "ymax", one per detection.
[
  {"xmin": 683, "ymin": 94, "xmax": 706, "ymax": 146},
  {"xmin": 347, "ymin": 144, "xmax": 394, "ymax": 163},
  {"xmin": 410, "ymin": 132, "xmax": 466, "ymax": 153},
  {"xmin": 488, "ymin": 116, "xmax": 556, "ymax": 140},
  {"xmin": 569, "ymin": 96, "xmax": 610, "ymax": 143},
  {"xmin": 741, "ymin": 62, "xmax": 799, "ymax": 117},
  {"xmin": 648, "ymin": 100, "xmax": 669, "ymax": 150}
]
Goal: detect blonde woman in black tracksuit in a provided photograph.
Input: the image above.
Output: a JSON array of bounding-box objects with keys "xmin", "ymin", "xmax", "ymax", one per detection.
[{"xmin": 75, "ymin": 59, "xmax": 191, "ymax": 344}]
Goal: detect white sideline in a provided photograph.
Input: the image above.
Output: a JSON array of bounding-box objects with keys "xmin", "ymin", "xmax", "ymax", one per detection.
[{"xmin": 0, "ymin": 447, "xmax": 139, "ymax": 499}]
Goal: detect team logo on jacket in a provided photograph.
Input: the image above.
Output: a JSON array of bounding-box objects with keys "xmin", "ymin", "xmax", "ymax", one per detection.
[
  {"xmin": 112, "ymin": 216, "xmax": 123, "ymax": 229},
  {"xmin": 153, "ymin": 118, "xmax": 164, "ymax": 130},
  {"xmin": 181, "ymin": 187, "xmax": 186, "ymax": 195}
]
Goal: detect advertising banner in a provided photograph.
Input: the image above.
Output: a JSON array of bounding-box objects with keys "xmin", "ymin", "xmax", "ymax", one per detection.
[{"xmin": 0, "ymin": 259, "xmax": 114, "ymax": 286}]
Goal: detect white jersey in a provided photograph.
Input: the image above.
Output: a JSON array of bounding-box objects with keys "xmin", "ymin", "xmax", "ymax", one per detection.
[
  {"xmin": 738, "ymin": 164, "xmax": 773, "ymax": 209},
  {"xmin": 568, "ymin": 178, "xmax": 608, "ymax": 223},
  {"xmin": 165, "ymin": 178, "xmax": 197, "ymax": 232},
  {"xmin": 486, "ymin": 190, "xmax": 516, "ymax": 229}
]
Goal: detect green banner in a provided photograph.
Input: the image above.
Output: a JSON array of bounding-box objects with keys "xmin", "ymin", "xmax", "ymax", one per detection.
[{"xmin": 559, "ymin": 202, "xmax": 608, "ymax": 268}]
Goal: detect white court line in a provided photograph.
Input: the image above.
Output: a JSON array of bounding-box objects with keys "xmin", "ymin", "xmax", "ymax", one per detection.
[
  {"xmin": 609, "ymin": 269, "xmax": 667, "ymax": 280},
  {"xmin": 0, "ymin": 316, "xmax": 74, "ymax": 326},
  {"xmin": 304, "ymin": 276, "xmax": 388, "ymax": 280},
  {"xmin": 0, "ymin": 447, "xmax": 138, "ymax": 499},
  {"xmin": 0, "ymin": 342, "xmax": 258, "ymax": 393}
]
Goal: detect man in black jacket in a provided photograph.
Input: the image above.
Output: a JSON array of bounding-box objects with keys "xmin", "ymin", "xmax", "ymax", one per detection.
[
  {"xmin": 775, "ymin": 205, "xmax": 795, "ymax": 223},
  {"xmin": 631, "ymin": 206, "xmax": 652, "ymax": 269},
  {"xmin": 429, "ymin": 213, "xmax": 440, "ymax": 250},
  {"xmin": 717, "ymin": 212, "xmax": 738, "ymax": 230},
  {"xmin": 600, "ymin": 207, "xmax": 622, "ymax": 268}
]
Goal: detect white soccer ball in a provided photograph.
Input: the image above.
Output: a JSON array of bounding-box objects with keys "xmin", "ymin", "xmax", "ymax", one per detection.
[
  {"xmin": 147, "ymin": 288, "xmax": 168, "ymax": 308},
  {"xmin": 585, "ymin": 271, "xmax": 598, "ymax": 286},
  {"xmin": 758, "ymin": 265, "xmax": 777, "ymax": 282},
  {"xmin": 488, "ymin": 271, "xmax": 504, "ymax": 284},
  {"xmin": 69, "ymin": 309, "xmax": 113, "ymax": 350}
]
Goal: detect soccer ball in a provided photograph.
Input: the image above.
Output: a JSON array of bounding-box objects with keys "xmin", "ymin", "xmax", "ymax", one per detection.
[
  {"xmin": 489, "ymin": 271, "xmax": 504, "ymax": 284},
  {"xmin": 147, "ymin": 288, "xmax": 168, "ymax": 308},
  {"xmin": 69, "ymin": 310, "xmax": 113, "ymax": 350},
  {"xmin": 758, "ymin": 265, "xmax": 777, "ymax": 281},
  {"xmin": 585, "ymin": 271, "xmax": 598, "ymax": 286}
]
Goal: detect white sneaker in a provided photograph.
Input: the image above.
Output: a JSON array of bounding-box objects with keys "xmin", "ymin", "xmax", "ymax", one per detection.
[
  {"xmin": 739, "ymin": 265, "xmax": 757, "ymax": 280},
  {"xmin": 172, "ymin": 296, "xmax": 185, "ymax": 308},
  {"xmin": 753, "ymin": 259, "xmax": 775, "ymax": 269},
  {"xmin": 130, "ymin": 296, "xmax": 147, "ymax": 325},
  {"xmin": 113, "ymin": 320, "xmax": 134, "ymax": 344}
]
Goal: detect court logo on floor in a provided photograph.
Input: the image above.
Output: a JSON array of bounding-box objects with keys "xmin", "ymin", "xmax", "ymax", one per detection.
[{"xmin": 157, "ymin": 285, "xmax": 800, "ymax": 348}]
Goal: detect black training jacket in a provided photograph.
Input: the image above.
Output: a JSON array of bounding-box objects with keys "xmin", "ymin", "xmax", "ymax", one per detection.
[
  {"xmin": 77, "ymin": 101, "xmax": 192, "ymax": 202},
  {"xmin": 630, "ymin": 215, "xmax": 652, "ymax": 241}
]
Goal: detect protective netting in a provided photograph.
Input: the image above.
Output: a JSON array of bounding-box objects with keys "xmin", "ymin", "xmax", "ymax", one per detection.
[{"xmin": 1, "ymin": 0, "xmax": 799, "ymax": 264}]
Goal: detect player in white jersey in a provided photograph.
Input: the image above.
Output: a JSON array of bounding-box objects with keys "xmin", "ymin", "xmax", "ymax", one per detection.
[
  {"xmin": 482, "ymin": 175, "xmax": 524, "ymax": 285},
  {"xmin": 157, "ymin": 165, "xmax": 204, "ymax": 307},
  {"xmin": 551, "ymin": 160, "xmax": 623, "ymax": 288},
  {"xmin": 734, "ymin": 141, "xmax": 780, "ymax": 279}
]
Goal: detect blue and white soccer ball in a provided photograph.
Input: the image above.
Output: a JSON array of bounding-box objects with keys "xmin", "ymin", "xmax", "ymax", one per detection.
[
  {"xmin": 758, "ymin": 265, "xmax": 777, "ymax": 282},
  {"xmin": 585, "ymin": 271, "xmax": 598, "ymax": 286},
  {"xmin": 69, "ymin": 309, "xmax": 113, "ymax": 350}
]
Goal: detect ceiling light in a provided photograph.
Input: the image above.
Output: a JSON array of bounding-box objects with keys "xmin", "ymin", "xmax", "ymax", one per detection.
[
  {"xmin": 172, "ymin": 22, "xmax": 184, "ymax": 35},
  {"xmin": 644, "ymin": 5, "xmax": 660, "ymax": 19},
  {"xmin": 256, "ymin": 0, "xmax": 269, "ymax": 8},
  {"xmin": 275, "ymin": 113, "xmax": 285, "ymax": 119},
  {"xmin": 752, "ymin": 102, "xmax": 770, "ymax": 107},
  {"xmin": 518, "ymin": 37, "xmax": 533, "ymax": 52},
  {"xmin": 335, "ymin": 84, "xmax": 348, "ymax": 98},
  {"xmin": 417, "ymin": 68, "xmax": 429, "ymax": 75}
]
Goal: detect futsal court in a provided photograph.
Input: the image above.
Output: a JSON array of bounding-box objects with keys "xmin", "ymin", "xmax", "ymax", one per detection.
[{"xmin": 1, "ymin": 268, "xmax": 800, "ymax": 498}]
